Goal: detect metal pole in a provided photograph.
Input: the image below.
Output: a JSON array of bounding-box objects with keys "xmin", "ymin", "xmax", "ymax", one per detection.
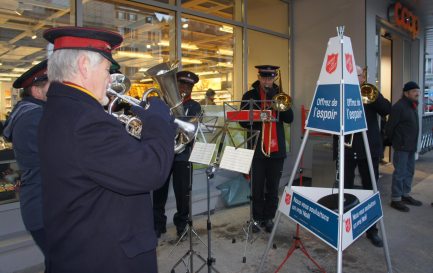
[
  {"xmin": 361, "ymin": 131, "xmax": 393, "ymax": 273},
  {"xmin": 257, "ymin": 129, "xmax": 311, "ymax": 273}
]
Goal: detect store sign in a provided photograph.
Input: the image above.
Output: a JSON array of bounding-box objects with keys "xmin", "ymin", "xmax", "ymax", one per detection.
[{"xmin": 388, "ymin": 2, "xmax": 419, "ymax": 38}]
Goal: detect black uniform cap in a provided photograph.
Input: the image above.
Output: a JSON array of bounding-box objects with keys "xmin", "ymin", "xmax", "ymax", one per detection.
[
  {"xmin": 43, "ymin": 26, "xmax": 123, "ymax": 70},
  {"xmin": 255, "ymin": 65, "xmax": 280, "ymax": 77},
  {"xmin": 13, "ymin": 59, "xmax": 48, "ymax": 89},
  {"xmin": 176, "ymin": 71, "xmax": 199, "ymax": 85}
]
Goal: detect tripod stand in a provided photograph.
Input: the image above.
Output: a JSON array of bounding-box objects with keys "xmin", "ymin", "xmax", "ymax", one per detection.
[
  {"xmin": 274, "ymin": 152, "xmax": 325, "ymax": 273},
  {"xmin": 170, "ymin": 162, "xmax": 207, "ymax": 273}
]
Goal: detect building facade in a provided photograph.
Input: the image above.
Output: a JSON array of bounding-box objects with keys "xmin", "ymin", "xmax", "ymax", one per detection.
[{"xmin": 0, "ymin": 0, "xmax": 429, "ymax": 271}]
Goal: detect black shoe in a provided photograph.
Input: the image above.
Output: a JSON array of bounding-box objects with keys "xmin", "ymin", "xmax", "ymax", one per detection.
[
  {"xmin": 154, "ymin": 226, "xmax": 166, "ymax": 239},
  {"xmin": 366, "ymin": 232, "xmax": 383, "ymax": 247},
  {"xmin": 176, "ymin": 227, "xmax": 187, "ymax": 238},
  {"xmin": 390, "ymin": 201, "xmax": 410, "ymax": 212},
  {"xmin": 264, "ymin": 219, "xmax": 274, "ymax": 233},
  {"xmin": 252, "ymin": 223, "xmax": 261, "ymax": 233},
  {"xmin": 155, "ymin": 229, "xmax": 162, "ymax": 238},
  {"xmin": 402, "ymin": 196, "xmax": 422, "ymax": 206}
]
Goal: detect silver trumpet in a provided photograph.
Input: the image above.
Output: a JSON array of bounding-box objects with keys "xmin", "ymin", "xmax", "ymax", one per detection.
[{"xmin": 106, "ymin": 63, "xmax": 199, "ymax": 154}]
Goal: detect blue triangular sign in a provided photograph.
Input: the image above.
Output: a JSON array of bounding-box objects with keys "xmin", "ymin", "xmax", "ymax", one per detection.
[{"xmin": 306, "ymin": 35, "xmax": 367, "ymax": 135}]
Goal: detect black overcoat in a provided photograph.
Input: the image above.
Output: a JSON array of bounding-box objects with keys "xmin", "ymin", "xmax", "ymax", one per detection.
[
  {"xmin": 333, "ymin": 93, "xmax": 391, "ymax": 160},
  {"xmin": 38, "ymin": 82, "xmax": 175, "ymax": 273},
  {"xmin": 239, "ymin": 81, "xmax": 294, "ymax": 159}
]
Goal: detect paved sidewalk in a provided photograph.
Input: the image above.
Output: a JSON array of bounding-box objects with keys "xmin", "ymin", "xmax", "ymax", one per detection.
[
  {"xmin": 156, "ymin": 153, "xmax": 433, "ymax": 273},
  {"xmin": 18, "ymin": 152, "xmax": 433, "ymax": 273}
]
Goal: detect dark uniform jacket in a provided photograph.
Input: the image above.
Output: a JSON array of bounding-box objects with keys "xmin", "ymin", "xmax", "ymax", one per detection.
[
  {"xmin": 239, "ymin": 81, "xmax": 294, "ymax": 159},
  {"xmin": 3, "ymin": 97, "xmax": 45, "ymax": 231},
  {"xmin": 385, "ymin": 96, "xmax": 419, "ymax": 152},
  {"xmin": 38, "ymin": 82, "xmax": 175, "ymax": 273},
  {"xmin": 333, "ymin": 93, "xmax": 391, "ymax": 159},
  {"xmin": 174, "ymin": 99, "xmax": 201, "ymax": 162}
]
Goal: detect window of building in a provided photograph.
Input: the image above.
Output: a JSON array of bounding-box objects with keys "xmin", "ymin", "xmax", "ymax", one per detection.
[
  {"xmin": 182, "ymin": 0, "xmax": 242, "ymax": 21},
  {"xmin": 83, "ymin": 1, "xmax": 176, "ymax": 100},
  {"xmin": 180, "ymin": 16, "xmax": 240, "ymax": 104},
  {"xmin": 0, "ymin": 0, "xmax": 74, "ymax": 205}
]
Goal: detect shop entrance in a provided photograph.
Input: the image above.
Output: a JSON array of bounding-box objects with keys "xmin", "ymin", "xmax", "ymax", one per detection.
[{"xmin": 380, "ymin": 34, "xmax": 392, "ymax": 163}]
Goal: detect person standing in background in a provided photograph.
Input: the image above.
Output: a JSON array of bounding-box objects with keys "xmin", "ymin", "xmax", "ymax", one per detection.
[
  {"xmin": 386, "ymin": 81, "xmax": 423, "ymax": 212},
  {"xmin": 3, "ymin": 60, "xmax": 49, "ymax": 268},
  {"xmin": 153, "ymin": 71, "xmax": 202, "ymax": 238}
]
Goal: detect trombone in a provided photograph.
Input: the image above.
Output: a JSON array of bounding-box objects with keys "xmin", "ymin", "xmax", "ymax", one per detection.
[{"xmin": 261, "ymin": 69, "xmax": 292, "ymax": 157}]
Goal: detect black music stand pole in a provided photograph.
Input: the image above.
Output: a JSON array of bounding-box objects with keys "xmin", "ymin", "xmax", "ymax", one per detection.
[
  {"xmin": 170, "ymin": 161, "xmax": 207, "ymax": 273},
  {"xmin": 198, "ymin": 165, "xmax": 221, "ymax": 273}
]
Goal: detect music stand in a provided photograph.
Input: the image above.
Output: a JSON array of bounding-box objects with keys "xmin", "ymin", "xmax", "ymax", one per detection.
[
  {"xmin": 190, "ymin": 118, "xmax": 259, "ymax": 272},
  {"xmin": 224, "ymin": 99, "xmax": 278, "ymax": 263}
]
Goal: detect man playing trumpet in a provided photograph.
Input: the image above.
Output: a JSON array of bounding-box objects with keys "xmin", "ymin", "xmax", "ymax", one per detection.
[{"xmin": 38, "ymin": 26, "xmax": 176, "ymax": 273}]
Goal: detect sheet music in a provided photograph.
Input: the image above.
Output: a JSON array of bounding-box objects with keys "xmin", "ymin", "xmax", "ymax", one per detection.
[
  {"xmin": 219, "ymin": 146, "xmax": 254, "ymax": 174},
  {"xmin": 189, "ymin": 142, "xmax": 216, "ymax": 165}
]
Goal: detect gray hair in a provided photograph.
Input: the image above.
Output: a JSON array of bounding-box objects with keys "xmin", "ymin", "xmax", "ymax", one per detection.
[{"xmin": 48, "ymin": 50, "xmax": 104, "ymax": 82}]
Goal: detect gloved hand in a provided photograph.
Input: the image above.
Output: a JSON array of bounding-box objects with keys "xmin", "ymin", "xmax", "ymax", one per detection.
[{"xmin": 131, "ymin": 98, "xmax": 173, "ymax": 124}]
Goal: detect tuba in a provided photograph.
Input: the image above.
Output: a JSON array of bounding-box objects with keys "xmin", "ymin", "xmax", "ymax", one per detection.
[
  {"xmin": 106, "ymin": 62, "xmax": 199, "ymax": 154},
  {"xmin": 360, "ymin": 67, "xmax": 379, "ymax": 104}
]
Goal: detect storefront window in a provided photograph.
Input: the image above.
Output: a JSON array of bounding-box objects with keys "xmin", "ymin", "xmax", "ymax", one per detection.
[
  {"xmin": 247, "ymin": 0, "xmax": 288, "ymax": 35},
  {"xmin": 181, "ymin": 17, "xmax": 240, "ymax": 104},
  {"xmin": 182, "ymin": 0, "xmax": 242, "ymax": 21},
  {"xmin": 0, "ymin": 0, "xmax": 74, "ymax": 204},
  {"xmin": 83, "ymin": 1, "xmax": 176, "ymax": 99}
]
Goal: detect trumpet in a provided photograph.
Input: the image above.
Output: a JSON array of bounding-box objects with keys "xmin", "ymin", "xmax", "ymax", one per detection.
[{"xmin": 106, "ymin": 63, "xmax": 198, "ymax": 154}]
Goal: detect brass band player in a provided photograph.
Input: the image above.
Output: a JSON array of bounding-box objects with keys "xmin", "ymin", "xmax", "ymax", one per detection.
[
  {"xmin": 333, "ymin": 65, "xmax": 391, "ymax": 247},
  {"xmin": 239, "ymin": 65, "xmax": 294, "ymax": 233}
]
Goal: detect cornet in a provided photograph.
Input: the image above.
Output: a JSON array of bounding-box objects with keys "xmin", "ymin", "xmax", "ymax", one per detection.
[{"xmin": 106, "ymin": 63, "xmax": 199, "ymax": 154}]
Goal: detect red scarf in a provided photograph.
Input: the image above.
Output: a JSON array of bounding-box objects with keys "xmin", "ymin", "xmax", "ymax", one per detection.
[{"xmin": 260, "ymin": 87, "xmax": 279, "ymax": 154}]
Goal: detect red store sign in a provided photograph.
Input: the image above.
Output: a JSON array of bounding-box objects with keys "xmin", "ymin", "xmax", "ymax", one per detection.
[{"xmin": 388, "ymin": 2, "xmax": 419, "ymax": 38}]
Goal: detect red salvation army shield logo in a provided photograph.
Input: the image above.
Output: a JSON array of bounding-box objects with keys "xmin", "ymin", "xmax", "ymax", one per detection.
[
  {"xmin": 326, "ymin": 53, "xmax": 338, "ymax": 74},
  {"xmin": 285, "ymin": 193, "xmax": 292, "ymax": 205},
  {"xmin": 345, "ymin": 53, "xmax": 353, "ymax": 74},
  {"xmin": 345, "ymin": 218, "xmax": 351, "ymax": 232}
]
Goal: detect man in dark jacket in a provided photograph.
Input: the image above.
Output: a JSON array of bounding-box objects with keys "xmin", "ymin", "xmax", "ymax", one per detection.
[
  {"xmin": 3, "ymin": 60, "xmax": 49, "ymax": 266},
  {"xmin": 38, "ymin": 27, "xmax": 176, "ymax": 273},
  {"xmin": 153, "ymin": 71, "xmax": 201, "ymax": 238},
  {"xmin": 386, "ymin": 81, "xmax": 422, "ymax": 212},
  {"xmin": 333, "ymin": 65, "xmax": 391, "ymax": 247},
  {"xmin": 239, "ymin": 65, "xmax": 293, "ymax": 233}
]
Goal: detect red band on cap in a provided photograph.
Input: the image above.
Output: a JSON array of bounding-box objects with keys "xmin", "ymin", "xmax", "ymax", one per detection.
[{"xmin": 54, "ymin": 36, "xmax": 112, "ymax": 52}]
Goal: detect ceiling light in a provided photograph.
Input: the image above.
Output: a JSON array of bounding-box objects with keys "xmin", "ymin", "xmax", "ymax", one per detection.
[
  {"xmin": 140, "ymin": 78, "xmax": 154, "ymax": 83},
  {"xmin": 182, "ymin": 23, "xmax": 189, "ymax": 29},
  {"xmin": 0, "ymin": 63, "xmax": 2, "ymax": 66},
  {"xmin": 115, "ymin": 51, "xmax": 152, "ymax": 59},
  {"xmin": 13, "ymin": 67, "xmax": 29, "ymax": 73},
  {"xmin": 181, "ymin": 43, "xmax": 198, "ymax": 50},
  {"xmin": 0, "ymin": 73, "xmax": 21, "ymax": 77},
  {"xmin": 32, "ymin": 61, "xmax": 40, "ymax": 65},
  {"xmin": 157, "ymin": 40, "xmax": 198, "ymax": 50},
  {"xmin": 219, "ymin": 25, "xmax": 233, "ymax": 33},
  {"xmin": 217, "ymin": 49, "xmax": 233, "ymax": 56},
  {"xmin": 216, "ymin": 62, "xmax": 233, "ymax": 68},
  {"xmin": 146, "ymin": 44, "xmax": 151, "ymax": 49},
  {"xmin": 182, "ymin": 58, "xmax": 202, "ymax": 64},
  {"xmin": 31, "ymin": 34, "xmax": 37, "ymax": 39},
  {"xmin": 195, "ymin": 71, "xmax": 219, "ymax": 76},
  {"xmin": 138, "ymin": 67, "xmax": 149, "ymax": 72},
  {"xmin": 15, "ymin": 7, "xmax": 23, "ymax": 16},
  {"xmin": 157, "ymin": 40, "xmax": 170, "ymax": 46}
]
